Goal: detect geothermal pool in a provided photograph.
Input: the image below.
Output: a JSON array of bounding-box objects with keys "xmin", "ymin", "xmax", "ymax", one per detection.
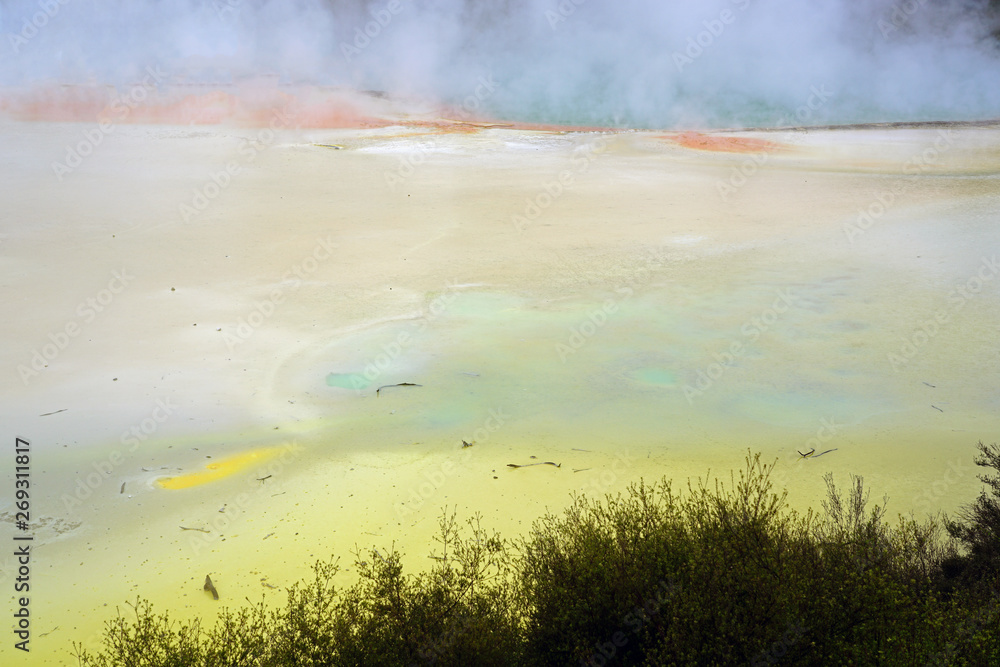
[{"xmin": 1, "ymin": 110, "xmax": 999, "ymax": 663}]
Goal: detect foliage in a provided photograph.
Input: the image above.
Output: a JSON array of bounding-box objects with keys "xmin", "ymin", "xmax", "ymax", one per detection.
[{"xmin": 76, "ymin": 448, "xmax": 1000, "ymax": 667}]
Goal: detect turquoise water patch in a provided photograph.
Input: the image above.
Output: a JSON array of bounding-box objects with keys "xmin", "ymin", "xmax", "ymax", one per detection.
[
  {"xmin": 326, "ymin": 373, "xmax": 370, "ymax": 389},
  {"xmin": 629, "ymin": 367, "xmax": 678, "ymax": 386}
]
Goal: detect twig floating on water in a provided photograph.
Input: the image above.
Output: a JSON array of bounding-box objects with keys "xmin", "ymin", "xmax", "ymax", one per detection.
[
  {"xmin": 923, "ymin": 382, "xmax": 936, "ymax": 388},
  {"xmin": 810, "ymin": 448, "xmax": 838, "ymax": 459},
  {"xmin": 376, "ymin": 382, "xmax": 422, "ymax": 397},
  {"xmin": 180, "ymin": 526, "xmax": 211, "ymax": 533},
  {"xmin": 204, "ymin": 575, "xmax": 219, "ymax": 600},
  {"xmin": 932, "ymin": 405, "xmax": 944, "ymax": 412},
  {"xmin": 572, "ymin": 468, "xmax": 591, "ymax": 473},
  {"xmin": 462, "ymin": 440, "xmax": 474, "ymax": 448},
  {"xmin": 257, "ymin": 475, "xmax": 272, "ymax": 483},
  {"xmin": 39, "ymin": 409, "xmax": 67, "ymax": 417},
  {"xmin": 798, "ymin": 448, "xmax": 838, "ymax": 459},
  {"xmin": 120, "ymin": 482, "xmax": 125, "ymax": 494},
  {"xmin": 571, "ymin": 448, "xmax": 591, "ymax": 452},
  {"xmin": 507, "ymin": 461, "xmax": 561, "ymax": 469},
  {"xmin": 263, "ymin": 532, "xmax": 274, "ymax": 540}
]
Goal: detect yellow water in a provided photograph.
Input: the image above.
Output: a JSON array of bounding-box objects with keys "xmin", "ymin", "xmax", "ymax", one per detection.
[{"xmin": 3, "ymin": 123, "xmax": 999, "ymax": 665}]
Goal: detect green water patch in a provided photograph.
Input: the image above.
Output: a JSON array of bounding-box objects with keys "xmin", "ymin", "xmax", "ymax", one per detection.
[
  {"xmin": 326, "ymin": 372, "xmax": 370, "ymax": 389},
  {"xmin": 292, "ymin": 251, "xmax": 1000, "ymax": 468},
  {"xmin": 628, "ymin": 367, "xmax": 678, "ymax": 386}
]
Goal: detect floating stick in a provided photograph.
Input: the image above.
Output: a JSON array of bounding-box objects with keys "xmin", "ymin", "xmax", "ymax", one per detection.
[
  {"xmin": 204, "ymin": 575, "xmax": 219, "ymax": 600},
  {"xmin": 507, "ymin": 461, "xmax": 561, "ymax": 469},
  {"xmin": 798, "ymin": 448, "xmax": 838, "ymax": 459},
  {"xmin": 810, "ymin": 448, "xmax": 838, "ymax": 458},
  {"xmin": 376, "ymin": 382, "xmax": 422, "ymax": 397}
]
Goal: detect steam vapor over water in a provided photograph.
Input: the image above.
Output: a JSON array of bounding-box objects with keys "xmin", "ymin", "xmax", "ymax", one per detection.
[{"xmin": 1, "ymin": 0, "xmax": 999, "ymax": 128}]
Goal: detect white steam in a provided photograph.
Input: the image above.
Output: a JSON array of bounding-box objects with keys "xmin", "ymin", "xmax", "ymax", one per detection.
[{"xmin": 1, "ymin": 0, "xmax": 998, "ymax": 128}]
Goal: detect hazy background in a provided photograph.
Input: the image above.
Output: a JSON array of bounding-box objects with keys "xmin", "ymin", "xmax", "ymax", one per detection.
[{"xmin": 1, "ymin": 0, "xmax": 999, "ymax": 128}]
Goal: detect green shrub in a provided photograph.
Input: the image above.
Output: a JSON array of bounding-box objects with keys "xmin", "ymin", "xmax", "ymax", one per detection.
[
  {"xmin": 944, "ymin": 441, "xmax": 1000, "ymax": 597},
  {"xmin": 75, "ymin": 447, "xmax": 1000, "ymax": 667}
]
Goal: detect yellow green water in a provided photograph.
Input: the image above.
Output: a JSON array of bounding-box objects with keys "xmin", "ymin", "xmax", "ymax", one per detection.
[
  {"xmin": 7, "ymin": 125, "xmax": 1000, "ymax": 665},
  {"xmin": 287, "ymin": 254, "xmax": 999, "ymax": 474}
]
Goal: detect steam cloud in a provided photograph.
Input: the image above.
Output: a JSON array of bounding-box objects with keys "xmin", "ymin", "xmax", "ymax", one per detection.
[{"xmin": 1, "ymin": 0, "xmax": 998, "ymax": 128}]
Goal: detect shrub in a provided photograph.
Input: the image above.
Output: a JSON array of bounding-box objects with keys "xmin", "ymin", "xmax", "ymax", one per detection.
[
  {"xmin": 75, "ymin": 447, "xmax": 1000, "ymax": 667},
  {"xmin": 944, "ymin": 441, "xmax": 1000, "ymax": 596}
]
